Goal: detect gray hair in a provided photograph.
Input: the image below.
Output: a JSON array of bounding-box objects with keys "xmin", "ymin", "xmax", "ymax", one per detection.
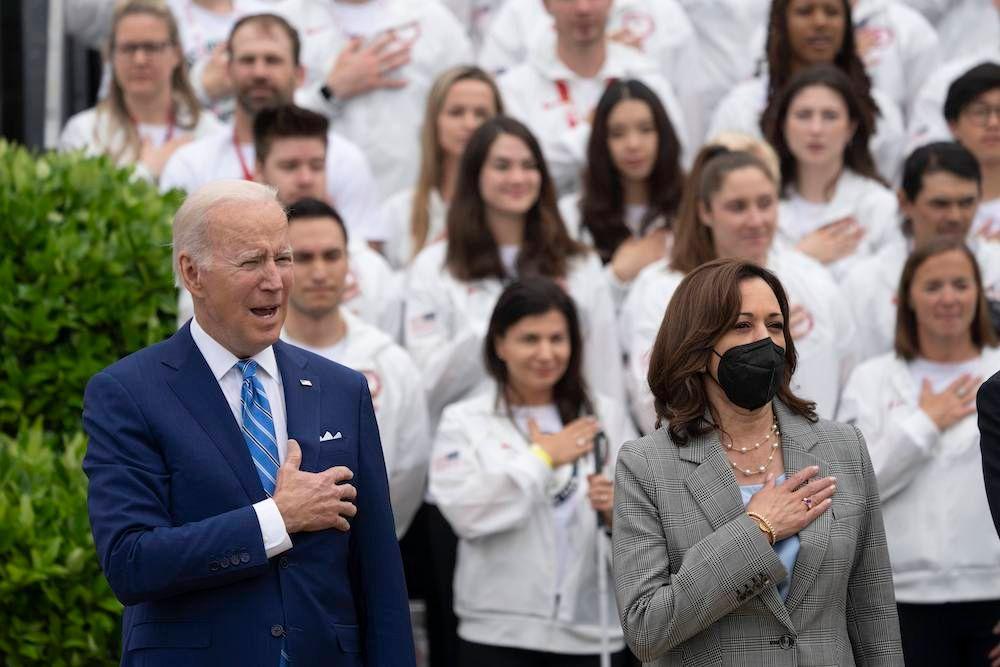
[{"xmin": 172, "ymin": 180, "xmax": 281, "ymax": 280}]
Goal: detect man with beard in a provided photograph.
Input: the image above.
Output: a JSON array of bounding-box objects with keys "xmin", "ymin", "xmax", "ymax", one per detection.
[{"xmin": 161, "ymin": 13, "xmax": 385, "ymax": 245}]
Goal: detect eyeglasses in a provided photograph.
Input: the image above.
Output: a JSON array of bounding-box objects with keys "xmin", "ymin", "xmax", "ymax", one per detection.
[
  {"xmin": 114, "ymin": 41, "xmax": 174, "ymax": 58},
  {"xmin": 963, "ymin": 103, "xmax": 1000, "ymax": 127}
]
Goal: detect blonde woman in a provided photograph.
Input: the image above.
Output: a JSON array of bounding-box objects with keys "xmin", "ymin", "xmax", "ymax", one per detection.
[
  {"xmin": 60, "ymin": 0, "xmax": 221, "ymax": 181},
  {"xmin": 380, "ymin": 66, "xmax": 503, "ymax": 270}
]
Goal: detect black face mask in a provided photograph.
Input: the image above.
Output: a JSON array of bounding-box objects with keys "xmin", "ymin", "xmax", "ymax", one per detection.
[{"xmin": 712, "ymin": 338, "xmax": 786, "ymax": 411}]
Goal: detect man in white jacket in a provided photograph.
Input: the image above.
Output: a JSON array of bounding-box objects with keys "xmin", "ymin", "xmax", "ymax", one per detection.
[
  {"xmin": 280, "ymin": 197, "xmax": 431, "ymax": 539},
  {"xmin": 294, "ymin": 0, "xmax": 472, "ymax": 198},
  {"xmin": 159, "ymin": 13, "xmax": 384, "ymax": 243},
  {"xmin": 495, "ymin": 0, "xmax": 689, "ymax": 194}
]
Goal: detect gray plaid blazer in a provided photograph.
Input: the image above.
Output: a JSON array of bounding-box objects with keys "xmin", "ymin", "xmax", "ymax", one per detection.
[{"xmin": 612, "ymin": 399, "xmax": 903, "ymax": 666}]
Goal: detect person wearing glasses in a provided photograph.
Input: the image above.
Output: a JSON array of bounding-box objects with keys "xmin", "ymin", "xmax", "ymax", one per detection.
[
  {"xmin": 945, "ymin": 62, "xmax": 1000, "ymax": 241},
  {"xmin": 60, "ymin": 0, "xmax": 221, "ymax": 182}
]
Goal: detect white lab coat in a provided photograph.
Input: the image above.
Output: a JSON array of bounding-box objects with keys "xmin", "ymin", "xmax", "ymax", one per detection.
[
  {"xmin": 282, "ymin": 309, "xmax": 430, "ymax": 538},
  {"xmin": 900, "ymin": 0, "xmax": 999, "ymax": 65},
  {"xmin": 379, "ymin": 187, "xmax": 448, "ymax": 271},
  {"xmin": 479, "ymin": 0, "xmax": 702, "ymax": 141},
  {"xmin": 177, "ymin": 237, "xmax": 401, "ymax": 338},
  {"xmin": 674, "ymin": 0, "xmax": 771, "ymax": 116},
  {"xmin": 433, "ymin": 0, "xmax": 504, "ymax": 51},
  {"xmin": 777, "ymin": 168, "xmax": 902, "ymax": 280},
  {"xmin": 557, "ymin": 192, "xmax": 670, "ymax": 314},
  {"xmin": 908, "ymin": 52, "xmax": 1000, "ymax": 151},
  {"xmin": 841, "ymin": 237, "xmax": 1000, "ymax": 364},
  {"xmin": 429, "ymin": 387, "xmax": 635, "ymax": 654},
  {"xmin": 294, "ymin": 0, "xmax": 473, "ymax": 198},
  {"xmin": 403, "ymin": 241, "xmax": 627, "ymax": 422},
  {"xmin": 59, "ymin": 104, "xmax": 223, "ymax": 180},
  {"xmin": 837, "ymin": 347, "xmax": 1000, "ymax": 603},
  {"xmin": 621, "ymin": 245, "xmax": 857, "ymax": 434},
  {"xmin": 705, "ymin": 74, "xmax": 908, "ymax": 184},
  {"xmin": 853, "ymin": 0, "xmax": 941, "ymax": 121},
  {"xmin": 158, "ymin": 125, "xmax": 385, "ymax": 242},
  {"xmin": 497, "ymin": 32, "xmax": 689, "ymax": 194}
]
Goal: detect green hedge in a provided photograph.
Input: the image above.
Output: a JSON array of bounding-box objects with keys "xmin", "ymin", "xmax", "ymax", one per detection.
[
  {"xmin": 0, "ymin": 422, "xmax": 121, "ymax": 666},
  {"xmin": 0, "ymin": 140, "xmax": 183, "ymax": 437},
  {"xmin": 0, "ymin": 142, "xmax": 185, "ymax": 664}
]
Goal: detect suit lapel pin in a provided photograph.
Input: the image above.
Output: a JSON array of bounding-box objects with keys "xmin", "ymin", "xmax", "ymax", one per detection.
[{"xmin": 299, "ymin": 379, "xmax": 313, "ymax": 387}]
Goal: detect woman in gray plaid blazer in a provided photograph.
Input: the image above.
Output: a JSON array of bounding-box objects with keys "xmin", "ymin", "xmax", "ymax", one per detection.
[{"xmin": 612, "ymin": 257, "xmax": 903, "ymax": 665}]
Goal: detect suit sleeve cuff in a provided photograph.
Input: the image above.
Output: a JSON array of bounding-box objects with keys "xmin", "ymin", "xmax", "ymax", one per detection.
[{"xmin": 253, "ymin": 498, "xmax": 292, "ymax": 558}]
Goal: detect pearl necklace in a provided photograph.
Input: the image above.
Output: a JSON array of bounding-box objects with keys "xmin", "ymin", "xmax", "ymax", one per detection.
[{"xmin": 726, "ymin": 419, "xmax": 781, "ymax": 477}]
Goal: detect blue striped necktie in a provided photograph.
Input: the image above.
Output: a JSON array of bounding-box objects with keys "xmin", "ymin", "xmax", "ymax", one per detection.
[{"xmin": 236, "ymin": 359, "xmax": 280, "ymax": 496}]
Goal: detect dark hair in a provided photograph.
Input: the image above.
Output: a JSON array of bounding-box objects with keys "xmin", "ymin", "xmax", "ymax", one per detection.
[
  {"xmin": 762, "ymin": 64, "xmax": 884, "ymax": 190},
  {"xmin": 484, "ymin": 278, "xmax": 593, "ymax": 423},
  {"xmin": 894, "ymin": 239, "xmax": 996, "ymax": 360},
  {"xmin": 944, "ymin": 62, "xmax": 1000, "ymax": 122},
  {"xmin": 253, "ymin": 105, "xmax": 329, "ymax": 163},
  {"xmin": 285, "ymin": 197, "xmax": 348, "ymax": 245},
  {"xmin": 228, "ymin": 13, "xmax": 301, "ymax": 65},
  {"xmin": 445, "ymin": 116, "xmax": 585, "ymax": 281},
  {"xmin": 670, "ymin": 146, "xmax": 778, "ymax": 274},
  {"xmin": 579, "ymin": 79, "xmax": 684, "ymax": 263},
  {"xmin": 902, "ymin": 141, "xmax": 982, "ymax": 202},
  {"xmin": 762, "ymin": 0, "xmax": 876, "ymax": 123},
  {"xmin": 647, "ymin": 258, "xmax": 816, "ymax": 445}
]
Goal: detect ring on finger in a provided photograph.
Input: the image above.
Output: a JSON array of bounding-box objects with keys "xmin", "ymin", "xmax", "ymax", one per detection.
[
  {"xmin": 957, "ymin": 387, "xmax": 968, "ymax": 397},
  {"xmin": 576, "ymin": 436, "xmax": 587, "ymax": 448},
  {"xmin": 802, "ymin": 497, "xmax": 814, "ymax": 510}
]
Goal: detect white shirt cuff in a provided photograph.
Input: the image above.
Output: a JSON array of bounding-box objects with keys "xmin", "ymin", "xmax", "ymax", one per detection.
[{"xmin": 253, "ymin": 498, "xmax": 293, "ymax": 558}]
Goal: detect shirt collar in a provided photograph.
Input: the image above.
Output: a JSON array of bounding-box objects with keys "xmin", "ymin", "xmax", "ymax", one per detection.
[{"xmin": 191, "ymin": 316, "xmax": 281, "ymax": 385}]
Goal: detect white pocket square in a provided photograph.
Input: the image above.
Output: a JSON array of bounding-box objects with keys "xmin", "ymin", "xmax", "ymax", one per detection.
[{"xmin": 320, "ymin": 431, "xmax": 343, "ymax": 442}]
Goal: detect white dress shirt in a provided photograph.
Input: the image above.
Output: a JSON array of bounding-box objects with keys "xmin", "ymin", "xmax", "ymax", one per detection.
[{"xmin": 190, "ymin": 317, "xmax": 293, "ymax": 558}]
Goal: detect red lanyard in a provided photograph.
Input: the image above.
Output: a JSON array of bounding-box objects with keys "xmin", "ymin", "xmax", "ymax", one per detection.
[
  {"xmin": 233, "ymin": 129, "xmax": 253, "ymax": 181},
  {"xmin": 554, "ymin": 78, "xmax": 618, "ymax": 129}
]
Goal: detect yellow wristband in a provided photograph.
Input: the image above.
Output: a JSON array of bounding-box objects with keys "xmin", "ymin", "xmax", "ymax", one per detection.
[{"xmin": 530, "ymin": 444, "xmax": 554, "ymax": 469}]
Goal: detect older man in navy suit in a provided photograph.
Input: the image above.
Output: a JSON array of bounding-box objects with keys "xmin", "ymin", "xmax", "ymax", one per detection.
[{"xmin": 82, "ymin": 180, "xmax": 414, "ymax": 666}]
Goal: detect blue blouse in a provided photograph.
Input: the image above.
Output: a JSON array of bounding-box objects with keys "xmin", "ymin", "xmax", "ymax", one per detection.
[{"xmin": 740, "ymin": 475, "xmax": 801, "ymax": 600}]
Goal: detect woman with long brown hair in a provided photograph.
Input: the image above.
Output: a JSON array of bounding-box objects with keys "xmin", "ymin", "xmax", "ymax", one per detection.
[
  {"xmin": 622, "ymin": 141, "xmax": 855, "ymax": 433},
  {"xmin": 403, "ymin": 115, "xmax": 625, "ymax": 423},
  {"xmin": 762, "ymin": 64, "xmax": 900, "ymax": 280},
  {"xmin": 838, "ymin": 239, "xmax": 1000, "ymax": 665},
  {"xmin": 381, "ymin": 65, "xmax": 504, "ymax": 270},
  {"xmin": 60, "ymin": 0, "xmax": 221, "ymax": 181},
  {"xmin": 559, "ymin": 79, "xmax": 684, "ymax": 311},
  {"xmin": 613, "ymin": 257, "xmax": 902, "ymax": 664},
  {"xmin": 706, "ymin": 0, "xmax": 905, "ymax": 182}
]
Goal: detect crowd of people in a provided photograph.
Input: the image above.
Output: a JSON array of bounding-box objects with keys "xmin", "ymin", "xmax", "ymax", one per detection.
[{"xmin": 57, "ymin": 0, "xmax": 1000, "ymax": 664}]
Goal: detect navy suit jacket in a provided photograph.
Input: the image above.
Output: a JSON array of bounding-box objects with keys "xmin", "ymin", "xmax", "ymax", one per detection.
[
  {"xmin": 978, "ymin": 370, "xmax": 1000, "ymax": 537},
  {"xmin": 82, "ymin": 323, "xmax": 415, "ymax": 666}
]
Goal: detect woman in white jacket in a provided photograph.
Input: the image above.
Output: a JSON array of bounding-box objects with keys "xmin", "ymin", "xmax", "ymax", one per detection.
[
  {"xmin": 404, "ymin": 116, "xmax": 626, "ymax": 422},
  {"xmin": 557, "ymin": 79, "xmax": 683, "ymax": 313},
  {"xmin": 837, "ymin": 238, "xmax": 1000, "ymax": 664},
  {"xmin": 707, "ymin": 0, "xmax": 905, "ymax": 183},
  {"xmin": 762, "ymin": 64, "xmax": 901, "ymax": 280},
  {"xmin": 59, "ymin": 0, "xmax": 221, "ymax": 182},
  {"xmin": 381, "ymin": 65, "xmax": 503, "ymax": 270},
  {"xmin": 622, "ymin": 145, "xmax": 855, "ymax": 432},
  {"xmin": 430, "ymin": 278, "xmax": 636, "ymax": 665}
]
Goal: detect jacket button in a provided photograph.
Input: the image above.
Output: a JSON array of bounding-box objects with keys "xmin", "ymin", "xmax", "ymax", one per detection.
[
  {"xmin": 241, "ymin": 551, "xmax": 250, "ymax": 564},
  {"xmin": 229, "ymin": 553, "xmax": 241, "ymax": 566},
  {"xmin": 779, "ymin": 635, "xmax": 795, "ymax": 650},
  {"xmin": 279, "ymin": 556, "xmax": 289, "ymax": 569},
  {"xmin": 270, "ymin": 624, "xmax": 284, "ymax": 638},
  {"xmin": 209, "ymin": 560, "xmax": 219, "ymax": 572},
  {"xmin": 219, "ymin": 558, "xmax": 230, "ymax": 569}
]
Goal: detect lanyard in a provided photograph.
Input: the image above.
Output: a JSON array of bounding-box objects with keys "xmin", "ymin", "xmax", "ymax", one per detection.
[
  {"xmin": 554, "ymin": 77, "xmax": 618, "ymax": 129},
  {"xmin": 233, "ymin": 129, "xmax": 253, "ymax": 181}
]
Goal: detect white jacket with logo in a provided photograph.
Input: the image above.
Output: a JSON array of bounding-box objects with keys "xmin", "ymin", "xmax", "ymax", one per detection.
[
  {"xmin": 837, "ymin": 348, "xmax": 1000, "ymax": 603},
  {"xmin": 403, "ymin": 241, "xmax": 626, "ymax": 423},
  {"xmin": 282, "ymin": 309, "xmax": 430, "ymax": 538},
  {"xmin": 429, "ymin": 388, "xmax": 636, "ymax": 654}
]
